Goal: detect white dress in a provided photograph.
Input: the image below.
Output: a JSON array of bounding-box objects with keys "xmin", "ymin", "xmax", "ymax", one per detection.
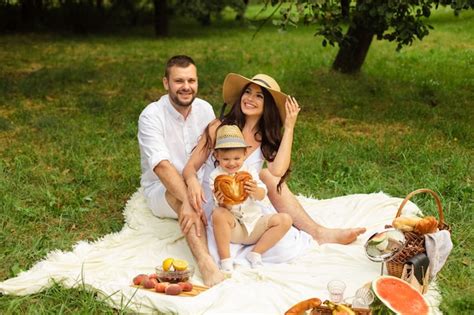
[{"xmin": 202, "ymin": 147, "xmax": 314, "ymax": 266}]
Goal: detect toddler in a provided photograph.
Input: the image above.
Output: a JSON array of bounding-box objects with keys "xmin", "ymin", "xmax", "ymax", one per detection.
[{"xmin": 210, "ymin": 124, "xmax": 293, "ymax": 272}]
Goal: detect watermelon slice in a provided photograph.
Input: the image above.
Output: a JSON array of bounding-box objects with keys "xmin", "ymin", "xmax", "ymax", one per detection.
[
  {"xmin": 372, "ymin": 276, "xmax": 430, "ymax": 315},
  {"xmin": 368, "ymin": 232, "xmax": 387, "ymax": 245}
]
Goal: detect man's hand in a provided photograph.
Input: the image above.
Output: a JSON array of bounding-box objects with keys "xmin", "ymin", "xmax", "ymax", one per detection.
[
  {"xmin": 178, "ymin": 201, "xmax": 206, "ymax": 237},
  {"xmin": 186, "ymin": 175, "xmax": 206, "ymax": 216}
]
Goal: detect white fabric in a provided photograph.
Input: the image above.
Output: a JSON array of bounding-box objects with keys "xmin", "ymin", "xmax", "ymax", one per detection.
[
  {"xmin": 425, "ymin": 230, "xmax": 453, "ymax": 280},
  {"xmin": 209, "ymin": 165, "xmax": 267, "ymax": 233},
  {"xmin": 0, "ymin": 189, "xmax": 442, "ymax": 314},
  {"xmin": 138, "ymin": 95, "xmax": 215, "ymax": 196},
  {"xmin": 206, "ymin": 148, "xmax": 313, "ymax": 266},
  {"xmin": 146, "ymin": 182, "xmax": 177, "ymax": 219}
]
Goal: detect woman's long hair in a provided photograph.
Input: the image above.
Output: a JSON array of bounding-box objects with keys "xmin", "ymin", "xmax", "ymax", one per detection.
[{"xmin": 204, "ymin": 83, "xmax": 291, "ymax": 192}]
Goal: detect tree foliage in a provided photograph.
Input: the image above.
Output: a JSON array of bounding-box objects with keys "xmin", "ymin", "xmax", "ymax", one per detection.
[
  {"xmin": 0, "ymin": 0, "xmax": 249, "ymax": 33},
  {"xmin": 266, "ymin": 0, "xmax": 474, "ymax": 73},
  {"xmin": 175, "ymin": 0, "xmax": 247, "ymax": 26}
]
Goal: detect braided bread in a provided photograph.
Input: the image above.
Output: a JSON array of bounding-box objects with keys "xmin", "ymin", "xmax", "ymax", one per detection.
[
  {"xmin": 413, "ymin": 216, "xmax": 438, "ymax": 235},
  {"xmin": 214, "ymin": 171, "xmax": 252, "ymax": 206}
]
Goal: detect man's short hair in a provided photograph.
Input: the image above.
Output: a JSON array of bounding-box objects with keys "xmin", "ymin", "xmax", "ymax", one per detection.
[{"xmin": 165, "ymin": 55, "xmax": 195, "ymax": 78}]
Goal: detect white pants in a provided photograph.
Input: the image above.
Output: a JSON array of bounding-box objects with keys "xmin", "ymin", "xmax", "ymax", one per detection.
[{"xmin": 145, "ymin": 184, "xmax": 178, "ymax": 219}]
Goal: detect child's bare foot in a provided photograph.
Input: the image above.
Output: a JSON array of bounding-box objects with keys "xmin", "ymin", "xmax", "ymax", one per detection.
[
  {"xmin": 314, "ymin": 227, "xmax": 366, "ymax": 245},
  {"xmin": 198, "ymin": 256, "xmax": 225, "ymax": 287}
]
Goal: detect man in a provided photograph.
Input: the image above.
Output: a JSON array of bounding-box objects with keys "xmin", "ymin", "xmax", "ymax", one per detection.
[{"xmin": 138, "ymin": 55, "xmax": 224, "ymax": 287}]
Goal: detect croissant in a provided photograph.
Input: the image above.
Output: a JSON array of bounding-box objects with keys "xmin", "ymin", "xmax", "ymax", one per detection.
[
  {"xmin": 285, "ymin": 298, "xmax": 321, "ymax": 315},
  {"xmin": 214, "ymin": 171, "xmax": 252, "ymax": 206},
  {"xmin": 413, "ymin": 216, "xmax": 438, "ymax": 235},
  {"xmin": 392, "ymin": 216, "xmax": 422, "ymax": 232}
]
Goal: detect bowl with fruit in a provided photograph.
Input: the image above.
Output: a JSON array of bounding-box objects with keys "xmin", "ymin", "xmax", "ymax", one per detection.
[{"xmin": 156, "ymin": 258, "xmax": 194, "ymax": 283}]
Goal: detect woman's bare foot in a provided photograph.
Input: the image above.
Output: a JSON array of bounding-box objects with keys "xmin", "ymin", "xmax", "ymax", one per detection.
[
  {"xmin": 198, "ymin": 255, "xmax": 225, "ymax": 287},
  {"xmin": 313, "ymin": 227, "xmax": 366, "ymax": 245}
]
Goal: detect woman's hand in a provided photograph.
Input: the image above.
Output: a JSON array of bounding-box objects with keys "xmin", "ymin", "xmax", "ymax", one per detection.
[
  {"xmin": 284, "ymin": 96, "xmax": 301, "ymax": 130},
  {"xmin": 186, "ymin": 175, "xmax": 206, "ymax": 216}
]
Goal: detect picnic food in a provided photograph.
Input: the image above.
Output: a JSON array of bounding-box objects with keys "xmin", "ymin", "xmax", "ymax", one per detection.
[
  {"xmin": 214, "ymin": 171, "xmax": 252, "ymax": 206},
  {"xmin": 323, "ymin": 300, "xmax": 356, "ymax": 315},
  {"xmin": 372, "ymin": 275, "xmax": 429, "ymax": 315},
  {"xmin": 162, "ymin": 257, "xmax": 174, "ymax": 271},
  {"xmin": 178, "ymin": 281, "xmax": 193, "ymax": 292},
  {"xmin": 165, "ymin": 283, "xmax": 183, "ymax": 295},
  {"xmin": 143, "ymin": 278, "xmax": 158, "ymax": 289},
  {"xmin": 368, "ymin": 232, "xmax": 389, "ymax": 251},
  {"xmin": 156, "ymin": 266, "xmax": 194, "ymax": 283},
  {"xmin": 133, "ymin": 274, "xmax": 149, "ymax": 286},
  {"xmin": 156, "ymin": 258, "xmax": 195, "ymax": 283},
  {"xmin": 172, "ymin": 259, "xmax": 188, "ymax": 271},
  {"xmin": 393, "ymin": 215, "xmax": 438, "ymax": 235},
  {"xmin": 413, "ymin": 216, "xmax": 438, "ymax": 234},
  {"xmin": 284, "ymin": 297, "xmax": 322, "ymax": 315},
  {"xmin": 392, "ymin": 215, "xmax": 421, "ymax": 232},
  {"xmin": 155, "ymin": 282, "xmax": 168, "ymax": 293},
  {"xmin": 162, "ymin": 258, "xmax": 188, "ymax": 272}
]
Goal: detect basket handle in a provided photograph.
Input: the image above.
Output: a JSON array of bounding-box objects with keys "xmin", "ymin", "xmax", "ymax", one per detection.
[{"xmin": 395, "ymin": 188, "xmax": 445, "ymax": 227}]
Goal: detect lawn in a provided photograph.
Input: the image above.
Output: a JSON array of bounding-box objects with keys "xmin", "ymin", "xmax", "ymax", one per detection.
[{"xmin": 0, "ymin": 5, "xmax": 473, "ymax": 314}]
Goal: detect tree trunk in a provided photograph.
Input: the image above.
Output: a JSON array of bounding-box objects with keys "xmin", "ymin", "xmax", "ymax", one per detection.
[
  {"xmin": 21, "ymin": 0, "xmax": 43, "ymax": 30},
  {"xmin": 153, "ymin": 0, "xmax": 168, "ymax": 37},
  {"xmin": 341, "ymin": 0, "xmax": 350, "ymax": 19},
  {"xmin": 236, "ymin": 0, "xmax": 249, "ymax": 21},
  {"xmin": 332, "ymin": 23, "xmax": 374, "ymax": 74},
  {"xmin": 96, "ymin": 0, "xmax": 104, "ymax": 17},
  {"xmin": 198, "ymin": 13, "xmax": 211, "ymax": 26}
]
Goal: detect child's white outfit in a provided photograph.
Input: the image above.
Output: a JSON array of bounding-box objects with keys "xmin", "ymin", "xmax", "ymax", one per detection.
[{"xmin": 210, "ymin": 165, "xmax": 271, "ymax": 270}]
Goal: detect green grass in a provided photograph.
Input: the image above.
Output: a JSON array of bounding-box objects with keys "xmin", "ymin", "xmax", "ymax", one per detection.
[{"xmin": 1, "ymin": 6, "xmax": 473, "ymax": 314}]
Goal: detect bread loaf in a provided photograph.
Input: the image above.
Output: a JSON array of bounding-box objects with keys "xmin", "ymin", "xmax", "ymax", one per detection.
[
  {"xmin": 392, "ymin": 216, "xmax": 422, "ymax": 232},
  {"xmin": 214, "ymin": 171, "xmax": 252, "ymax": 206},
  {"xmin": 413, "ymin": 216, "xmax": 438, "ymax": 235}
]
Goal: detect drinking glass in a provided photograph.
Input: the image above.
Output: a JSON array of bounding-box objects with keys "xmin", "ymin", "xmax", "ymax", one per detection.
[
  {"xmin": 327, "ymin": 280, "xmax": 346, "ymax": 303},
  {"xmin": 352, "ymin": 287, "xmax": 374, "ymax": 308}
]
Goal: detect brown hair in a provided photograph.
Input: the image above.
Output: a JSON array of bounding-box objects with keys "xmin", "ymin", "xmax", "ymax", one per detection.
[
  {"xmin": 204, "ymin": 83, "xmax": 291, "ymax": 192},
  {"xmin": 164, "ymin": 55, "xmax": 195, "ymax": 78}
]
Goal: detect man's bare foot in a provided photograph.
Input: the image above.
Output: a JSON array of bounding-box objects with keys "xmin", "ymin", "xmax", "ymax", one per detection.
[
  {"xmin": 313, "ymin": 227, "xmax": 366, "ymax": 245},
  {"xmin": 198, "ymin": 255, "xmax": 225, "ymax": 287}
]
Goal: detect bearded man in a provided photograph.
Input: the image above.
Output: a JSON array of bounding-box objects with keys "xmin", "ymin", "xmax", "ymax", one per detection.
[{"xmin": 137, "ymin": 55, "xmax": 224, "ymax": 287}]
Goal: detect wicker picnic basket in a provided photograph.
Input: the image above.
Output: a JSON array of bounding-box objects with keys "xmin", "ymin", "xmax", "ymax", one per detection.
[{"xmin": 386, "ymin": 188, "xmax": 450, "ymax": 278}]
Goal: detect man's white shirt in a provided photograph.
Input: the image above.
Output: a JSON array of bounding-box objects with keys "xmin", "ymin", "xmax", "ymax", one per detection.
[{"xmin": 138, "ymin": 94, "xmax": 215, "ymax": 197}]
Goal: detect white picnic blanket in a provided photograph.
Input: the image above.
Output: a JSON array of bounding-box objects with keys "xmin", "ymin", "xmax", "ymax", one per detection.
[{"xmin": 0, "ymin": 189, "xmax": 442, "ymax": 314}]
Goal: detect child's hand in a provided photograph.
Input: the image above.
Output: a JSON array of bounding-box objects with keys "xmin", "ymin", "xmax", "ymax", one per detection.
[
  {"xmin": 244, "ymin": 180, "xmax": 258, "ymax": 198},
  {"xmin": 214, "ymin": 190, "xmax": 230, "ymax": 209},
  {"xmin": 244, "ymin": 180, "xmax": 265, "ymax": 201}
]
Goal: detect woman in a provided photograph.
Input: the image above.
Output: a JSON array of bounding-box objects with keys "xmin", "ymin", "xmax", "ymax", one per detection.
[{"xmin": 184, "ymin": 73, "xmax": 364, "ymax": 264}]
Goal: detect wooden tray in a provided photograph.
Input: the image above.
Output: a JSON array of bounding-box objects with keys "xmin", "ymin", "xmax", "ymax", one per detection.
[
  {"xmin": 131, "ymin": 284, "xmax": 208, "ymax": 297},
  {"xmin": 311, "ymin": 304, "xmax": 371, "ymax": 315}
]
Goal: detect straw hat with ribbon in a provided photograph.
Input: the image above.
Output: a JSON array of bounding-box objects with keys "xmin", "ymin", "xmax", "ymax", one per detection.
[
  {"xmin": 222, "ymin": 73, "xmax": 288, "ymax": 122},
  {"xmin": 214, "ymin": 125, "xmax": 250, "ymax": 150}
]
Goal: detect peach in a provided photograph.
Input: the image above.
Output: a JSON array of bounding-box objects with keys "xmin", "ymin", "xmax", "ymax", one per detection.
[
  {"xmin": 143, "ymin": 278, "xmax": 158, "ymax": 289},
  {"xmin": 133, "ymin": 274, "xmax": 149, "ymax": 286},
  {"xmin": 178, "ymin": 282, "xmax": 193, "ymax": 292},
  {"xmin": 165, "ymin": 283, "xmax": 182, "ymax": 295},
  {"xmin": 149, "ymin": 273, "xmax": 158, "ymax": 280},
  {"xmin": 155, "ymin": 282, "xmax": 168, "ymax": 293}
]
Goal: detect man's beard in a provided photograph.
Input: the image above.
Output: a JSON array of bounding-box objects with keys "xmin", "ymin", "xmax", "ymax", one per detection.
[{"xmin": 169, "ymin": 90, "xmax": 195, "ymax": 108}]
